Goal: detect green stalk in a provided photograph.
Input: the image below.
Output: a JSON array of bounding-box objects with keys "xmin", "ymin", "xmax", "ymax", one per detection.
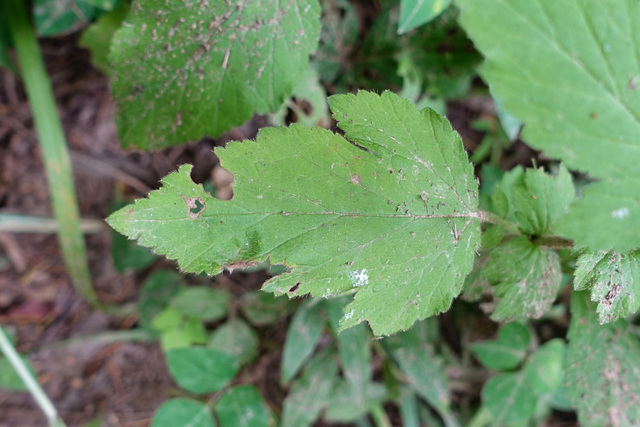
[
  {"xmin": 0, "ymin": 327, "xmax": 67, "ymax": 427},
  {"xmin": 4, "ymin": 0, "xmax": 100, "ymax": 308}
]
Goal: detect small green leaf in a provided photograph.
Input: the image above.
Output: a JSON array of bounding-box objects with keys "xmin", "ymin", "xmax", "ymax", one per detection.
[
  {"xmin": 482, "ymin": 372, "xmax": 537, "ymax": 425},
  {"xmin": 151, "ymin": 398, "xmax": 214, "ymax": 427},
  {"xmin": 239, "ymin": 291, "xmax": 293, "ymax": 326},
  {"xmin": 326, "ymin": 323, "xmax": 384, "ymax": 421},
  {"xmin": 471, "ymin": 322, "xmax": 531, "ymax": 371},
  {"xmin": 216, "ymin": 386, "xmax": 271, "ymax": 427},
  {"xmin": 170, "ymin": 287, "xmax": 229, "ymax": 322},
  {"xmin": 33, "ymin": 0, "xmax": 98, "ymax": 36},
  {"xmin": 281, "ymin": 348, "xmax": 338, "ymax": 427},
  {"xmin": 565, "ymin": 292, "xmax": 640, "ymax": 426},
  {"xmin": 183, "ymin": 317, "xmax": 208, "ymax": 345},
  {"xmin": 510, "ymin": 165, "xmax": 574, "ymax": 236},
  {"xmin": 152, "ymin": 306, "xmax": 183, "ymax": 332},
  {"xmin": 0, "ymin": 356, "xmax": 35, "ymax": 391},
  {"xmin": 523, "ymin": 339, "xmax": 565, "ymax": 396},
  {"xmin": 79, "ymin": 4, "xmax": 129, "ymax": 74},
  {"xmin": 160, "ymin": 326, "xmax": 193, "ymax": 350},
  {"xmin": 109, "ymin": 0, "xmax": 321, "ymax": 149},
  {"xmin": 208, "ymin": 320, "xmax": 258, "ymax": 368},
  {"xmin": 574, "ymin": 249, "xmax": 640, "ymax": 323},
  {"xmin": 138, "ymin": 270, "xmax": 185, "ymax": 330},
  {"xmin": 281, "ymin": 299, "xmax": 325, "ymax": 384},
  {"xmin": 398, "ymin": 0, "xmax": 451, "ymax": 34},
  {"xmin": 166, "ymin": 347, "xmax": 238, "ymax": 394},
  {"xmin": 484, "ymin": 236, "xmax": 562, "ymax": 321},
  {"xmin": 324, "ymin": 381, "xmax": 387, "ymax": 422},
  {"xmin": 457, "ymin": 0, "xmax": 640, "ymax": 251},
  {"xmin": 385, "ymin": 320, "xmax": 450, "ymax": 415},
  {"xmin": 108, "ymin": 90, "xmax": 481, "ymax": 336}
]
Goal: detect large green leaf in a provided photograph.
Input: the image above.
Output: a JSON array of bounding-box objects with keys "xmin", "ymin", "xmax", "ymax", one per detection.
[
  {"xmin": 565, "ymin": 292, "xmax": 640, "ymax": 425},
  {"xmin": 574, "ymin": 250, "xmax": 640, "ymax": 323},
  {"xmin": 108, "ymin": 91, "xmax": 480, "ymax": 336},
  {"xmin": 109, "ymin": 0, "xmax": 321, "ymax": 149},
  {"xmin": 457, "ymin": 0, "xmax": 640, "ymax": 251}
]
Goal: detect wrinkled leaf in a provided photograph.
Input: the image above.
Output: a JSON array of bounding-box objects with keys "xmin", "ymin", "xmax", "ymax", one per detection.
[
  {"xmin": 108, "ymin": 91, "xmax": 480, "ymax": 336},
  {"xmin": 151, "ymin": 398, "xmax": 214, "ymax": 427},
  {"xmin": 471, "ymin": 322, "xmax": 531, "ymax": 371},
  {"xmin": 281, "ymin": 299, "xmax": 326, "ymax": 383},
  {"xmin": 482, "ymin": 372, "xmax": 537, "ymax": 425},
  {"xmin": 398, "ymin": 0, "xmax": 451, "ymax": 34},
  {"xmin": 574, "ymin": 249, "xmax": 640, "ymax": 323},
  {"xmin": 208, "ymin": 319, "xmax": 258, "ymax": 368},
  {"xmin": 457, "ymin": 0, "xmax": 640, "ymax": 251},
  {"xmin": 484, "ymin": 236, "xmax": 562, "ymax": 321},
  {"xmin": 216, "ymin": 386, "xmax": 271, "ymax": 427},
  {"xmin": 166, "ymin": 347, "xmax": 238, "ymax": 394},
  {"xmin": 565, "ymin": 292, "xmax": 640, "ymax": 426},
  {"xmin": 109, "ymin": 0, "xmax": 321, "ymax": 149},
  {"xmin": 509, "ymin": 166, "xmax": 574, "ymax": 236}
]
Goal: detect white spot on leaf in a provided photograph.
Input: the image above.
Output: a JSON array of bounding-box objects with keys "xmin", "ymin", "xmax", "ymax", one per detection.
[
  {"xmin": 349, "ymin": 269, "xmax": 369, "ymax": 287},
  {"xmin": 611, "ymin": 207, "xmax": 629, "ymax": 219}
]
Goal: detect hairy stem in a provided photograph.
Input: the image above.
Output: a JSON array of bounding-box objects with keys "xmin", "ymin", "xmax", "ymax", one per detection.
[{"xmin": 4, "ymin": 0, "xmax": 100, "ymax": 308}]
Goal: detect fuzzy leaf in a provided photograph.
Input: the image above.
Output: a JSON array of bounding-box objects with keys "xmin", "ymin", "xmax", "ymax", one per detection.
[
  {"xmin": 574, "ymin": 250, "xmax": 640, "ymax": 323},
  {"xmin": 565, "ymin": 292, "xmax": 640, "ymax": 426},
  {"xmin": 484, "ymin": 237, "xmax": 562, "ymax": 321},
  {"xmin": 108, "ymin": 91, "xmax": 480, "ymax": 336},
  {"xmin": 109, "ymin": 0, "xmax": 321, "ymax": 149},
  {"xmin": 457, "ymin": 0, "xmax": 640, "ymax": 251}
]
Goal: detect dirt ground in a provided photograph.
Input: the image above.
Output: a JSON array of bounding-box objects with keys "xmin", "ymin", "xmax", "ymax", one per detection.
[{"xmin": 0, "ymin": 29, "xmax": 552, "ymax": 427}]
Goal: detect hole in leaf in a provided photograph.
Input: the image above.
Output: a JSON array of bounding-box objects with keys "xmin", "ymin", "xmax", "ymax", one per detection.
[
  {"xmin": 183, "ymin": 196, "xmax": 205, "ymax": 219},
  {"xmin": 289, "ymin": 282, "xmax": 300, "ymax": 293}
]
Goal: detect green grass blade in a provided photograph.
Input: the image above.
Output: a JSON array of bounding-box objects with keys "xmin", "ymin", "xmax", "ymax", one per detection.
[{"xmin": 3, "ymin": 0, "xmax": 99, "ymax": 308}]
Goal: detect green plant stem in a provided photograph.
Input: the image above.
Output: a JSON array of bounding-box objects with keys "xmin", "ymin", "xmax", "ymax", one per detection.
[
  {"xmin": 477, "ymin": 210, "xmax": 520, "ymax": 234},
  {"xmin": 4, "ymin": 0, "xmax": 100, "ymax": 308},
  {"xmin": 29, "ymin": 328, "xmax": 154, "ymax": 353},
  {"xmin": 369, "ymin": 403, "xmax": 392, "ymax": 427},
  {"xmin": 0, "ymin": 327, "xmax": 67, "ymax": 427},
  {"xmin": 0, "ymin": 214, "xmax": 106, "ymax": 234}
]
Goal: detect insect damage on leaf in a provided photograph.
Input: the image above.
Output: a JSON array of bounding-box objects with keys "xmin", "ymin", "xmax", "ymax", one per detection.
[
  {"xmin": 107, "ymin": 90, "xmax": 481, "ymax": 336},
  {"xmin": 109, "ymin": 0, "xmax": 321, "ymax": 149}
]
